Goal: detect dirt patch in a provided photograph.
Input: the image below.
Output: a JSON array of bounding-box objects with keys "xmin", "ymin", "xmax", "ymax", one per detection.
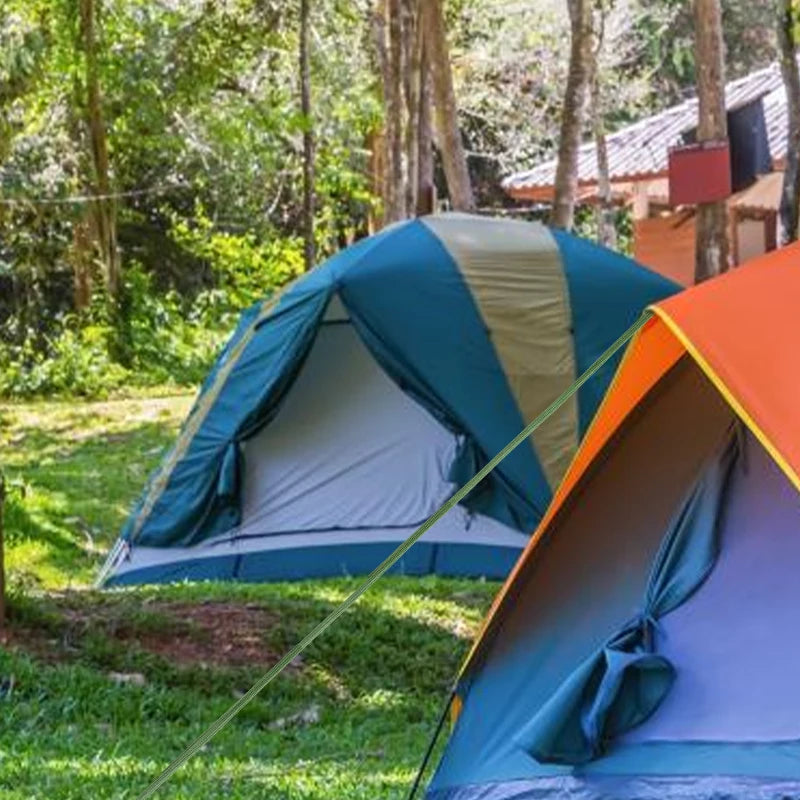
[
  {"xmin": 134, "ymin": 602, "xmax": 287, "ymax": 668},
  {"xmin": 2, "ymin": 600, "xmax": 298, "ymax": 672}
]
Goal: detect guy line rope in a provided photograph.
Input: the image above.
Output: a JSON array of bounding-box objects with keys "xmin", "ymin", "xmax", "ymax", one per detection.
[{"xmin": 134, "ymin": 311, "xmax": 653, "ymax": 799}]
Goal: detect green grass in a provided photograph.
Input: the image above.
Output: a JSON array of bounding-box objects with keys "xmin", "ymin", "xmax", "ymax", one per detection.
[
  {"xmin": 0, "ymin": 395, "xmax": 498, "ymax": 798},
  {"xmin": 0, "ymin": 394, "xmax": 194, "ymax": 589}
]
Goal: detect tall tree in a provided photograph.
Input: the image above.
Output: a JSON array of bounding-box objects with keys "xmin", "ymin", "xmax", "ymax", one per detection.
[
  {"xmin": 79, "ymin": 0, "xmax": 120, "ymax": 300},
  {"xmin": 777, "ymin": 0, "xmax": 800, "ymax": 244},
  {"xmin": 402, "ymin": 0, "xmax": 421, "ymax": 215},
  {"xmin": 551, "ymin": 0, "xmax": 594, "ymax": 230},
  {"xmin": 300, "ymin": 0, "xmax": 315, "ymax": 269},
  {"xmin": 590, "ymin": 1, "xmax": 616, "ymax": 249},
  {"xmin": 693, "ymin": 0, "xmax": 729, "ymax": 282},
  {"xmin": 370, "ymin": 0, "xmax": 434, "ymax": 223},
  {"xmin": 371, "ymin": 0, "xmax": 405, "ymax": 223},
  {"xmin": 416, "ymin": 31, "xmax": 434, "ymax": 216},
  {"xmin": 422, "ymin": 0, "xmax": 474, "ymax": 211},
  {"xmin": 387, "ymin": 0, "xmax": 406, "ymax": 220}
]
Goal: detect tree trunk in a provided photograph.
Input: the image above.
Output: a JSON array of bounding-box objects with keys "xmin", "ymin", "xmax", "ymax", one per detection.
[
  {"xmin": 777, "ymin": 0, "xmax": 800, "ymax": 244},
  {"xmin": 300, "ymin": 0, "xmax": 315, "ymax": 269},
  {"xmin": 367, "ymin": 128, "xmax": 385, "ymax": 231},
  {"xmin": 693, "ymin": 0, "xmax": 729, "ymax": 282},
  {"xmin": 551, "ymin": 0, "xmax": 594, "ymax": 230},
  {"xmin": 370, "ymin": 3, "xmax": 390, "ymax": 228},
  {"xmin": 422, "ymin": 0, "xmax": 474, "ymax": 212},
  {"xmin": 371, "ymin": 0, "xmax": 405, "ymax": 223},
  {"xmin": 79, "ymin": 0, "xmax": 120, "ymax": 299},
  {"xmin": 416, "ymin": 30, "xmax": 435, "ymax": 216},
  {"xmin": 70, "ymin": 212, "xmax": 94, "ymax": 310},
  {"xmin": 591, "ymin": 86, "xmax": 616, "ymax": 248},
  {"xmin": 403, "ymin": 0, "xmax": 421, "ymax": 215},
  {"xmin": 387, "ymin": 0, "xmax": 406, "ymax": 220},
  {"xmin": 589, "ymin": 3, "xmax": 616, "ymax": 248}
]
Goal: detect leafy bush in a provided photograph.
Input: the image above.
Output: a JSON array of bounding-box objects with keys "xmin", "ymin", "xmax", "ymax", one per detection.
[
  {"xmin": 0, "ymin": 203, "xmax": 308, "ymax": 399},
  {"xmin": 0, "ymin": 321, "xmax": 130, "ymax": 398},
  {"xmin": 169, "ymin": 207, "xmax": 304, "ymax": 311},
  {"xmin": 122, "ymin": 261, "xmax": 231, "ymax": 386}
]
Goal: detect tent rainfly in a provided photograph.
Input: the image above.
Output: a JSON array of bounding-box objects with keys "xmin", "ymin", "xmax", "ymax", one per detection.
[
  {"xmin": 427, "ymin": 242, "xmax": 800, "ymax": 799},
  {"xmin": 99, "ymin": 213, "xmax": 676, "ymax": 587}
]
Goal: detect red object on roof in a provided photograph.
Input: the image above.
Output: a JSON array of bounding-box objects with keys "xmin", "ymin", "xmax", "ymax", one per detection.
[{"xmin": 668, "ymin": 140, "xmax": 732, "ymax": 205}]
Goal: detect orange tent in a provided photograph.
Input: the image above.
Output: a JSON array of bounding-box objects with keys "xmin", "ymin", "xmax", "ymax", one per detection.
[
  {"xmin": 472, "ymin": 240, "xmax": 800, "ymax": 661},
  {"xmin": 427, "ymin": 242, "xmax": 800, "ymax": 800}
]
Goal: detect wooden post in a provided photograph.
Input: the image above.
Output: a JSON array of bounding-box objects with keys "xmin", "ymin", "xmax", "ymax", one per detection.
[
  {"xmin": 631, "ymin": 182, "xmax": 651, "ymax": 220},
  {"xmin": 693, "ymin": 0, "xmax": 729, "ymax": 282},
  {"xmin": 0, "ymin": 472, "xmax": 6, "ymax": 629}
]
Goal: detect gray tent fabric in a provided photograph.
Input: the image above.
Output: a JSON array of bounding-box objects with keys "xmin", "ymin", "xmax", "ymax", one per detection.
[
  {"xmin": 238, "ymin": 318, "xmax": 458, "ymax": 536},
  {"xmin": 624, "ymin": 428, "xmax": 800, "ymax": 744}
]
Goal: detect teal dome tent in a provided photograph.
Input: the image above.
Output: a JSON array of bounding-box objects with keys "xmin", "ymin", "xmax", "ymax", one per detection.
[{"xmin": 99, "ymin": 213, "xmax": 677, "ymax": 587}]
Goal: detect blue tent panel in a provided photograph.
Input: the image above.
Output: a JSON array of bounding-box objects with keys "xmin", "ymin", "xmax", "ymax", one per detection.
[{"xmin": 106, "ymin": 542, "xmax": 523, "ymax": 586}]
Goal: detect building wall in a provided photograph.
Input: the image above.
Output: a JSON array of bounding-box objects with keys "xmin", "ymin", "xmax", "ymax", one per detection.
[
  {"xmin": 736, "ymin": 218, "xmax": 768, "ymax": 264},
  {"xmin": 633, "ymin": 212, "xmax": 697, "ymax": 287},
  {"xmin": 634, "ymin": 207, "xmax": 772, "ymax": 286}
]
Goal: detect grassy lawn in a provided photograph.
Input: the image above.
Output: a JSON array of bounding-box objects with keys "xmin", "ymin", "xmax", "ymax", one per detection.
[{"xmin": 0, "ymin": 395, "xmax": 497, "ymax": 798}]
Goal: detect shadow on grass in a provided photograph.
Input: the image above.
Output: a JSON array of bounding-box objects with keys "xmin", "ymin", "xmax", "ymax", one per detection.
[
  {"xmin": 4, "ymin": 419, "xmax": 177, "ymax": 584},
  {"xmin": 7, "ymin": 578, "xmax": 494, "ymax": 704},
  {"xmin": 0, "ymin": 577, "xmax": 493, "ymax": 799}
]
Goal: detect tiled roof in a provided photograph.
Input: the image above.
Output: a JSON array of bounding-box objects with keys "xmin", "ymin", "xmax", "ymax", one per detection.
[{"xmin": 503, "ymin": 61, "xmax": 790, "ymax": 194}]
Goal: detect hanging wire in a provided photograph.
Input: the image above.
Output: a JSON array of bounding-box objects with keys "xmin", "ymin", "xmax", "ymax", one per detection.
[{"xmin": 0, "ymin": 182, "xmax": 188, "ymax": 206}]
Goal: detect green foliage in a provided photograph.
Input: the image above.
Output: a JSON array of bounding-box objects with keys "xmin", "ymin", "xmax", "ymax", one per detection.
[
  {"xmin": 0, "ymin": 0, "xmax": 375, "ymax": 399},
  {"xmin": 0, "ymin": 322, "xmax": 128, "ymax": 398},
  {"xmin": 0, "ymin": 0, "xmax": 782, "ymax": 400},
  {"xmin": 0, "ymin": 262, "xmax": 231, "ymax": 398},
  {"xmin": 169, "ymin": 208, "xmax": 304, "ymax": 310}
]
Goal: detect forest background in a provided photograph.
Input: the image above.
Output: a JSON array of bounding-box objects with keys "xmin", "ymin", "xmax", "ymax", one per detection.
[{"xmin": 0, "ymin": 0, "xmax": 779, "ymax": 399}]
